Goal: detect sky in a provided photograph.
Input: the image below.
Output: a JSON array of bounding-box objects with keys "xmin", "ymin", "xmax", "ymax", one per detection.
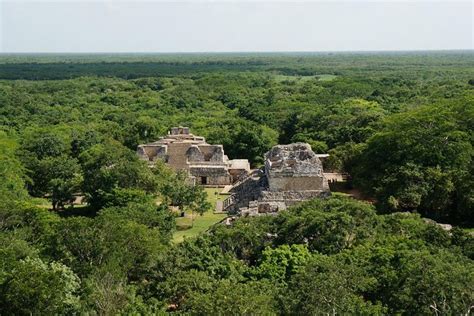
[{"xmin": 1, "ymin": 0, "xmax": 473, "ymax": 53}]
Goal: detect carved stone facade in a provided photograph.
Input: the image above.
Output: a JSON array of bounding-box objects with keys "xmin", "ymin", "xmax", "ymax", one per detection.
[
  {"xmin": 137, "ymin": 127, "xmax": 250, "ymax": 186},
  {"xmin": 230, "ymin": 143, "xmax": 330, "ymax": 216}
]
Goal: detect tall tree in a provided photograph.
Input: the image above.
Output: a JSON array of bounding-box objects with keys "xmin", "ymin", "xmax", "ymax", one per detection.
[{"xmin": 79, "ymin": 140, "xmax": 157, "ymax": 211}]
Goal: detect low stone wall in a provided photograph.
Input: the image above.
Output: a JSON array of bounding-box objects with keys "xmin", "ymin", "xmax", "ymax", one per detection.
[
  {"xmin": 259, "ymin": 190, "xmax": 330, "ymax": 203},
  {"xmin": 189, "ymin": 166, "xmax": 232, "ymax": 185},
  {"xmin": 246, "ymin": 190, "xmax": 330, "ymax": 215},
  {"xmin": 267, "ymin": 176, "xmax": 328, "ymax": 191},
  {"xmin": 207, "ymin": 176, "xmax": 232, "ymax": 186}
]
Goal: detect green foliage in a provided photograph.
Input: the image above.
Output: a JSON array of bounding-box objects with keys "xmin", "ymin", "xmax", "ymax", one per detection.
[
  {"xmin": 0, "ymin": 203, "xmax": 60, "ymax": 246},
  {"xmin": 281, "ymin": 254, "xmax": 385, "ymax": 315},
  {"xmin": 81, "ymin": 272, "xmax": 158, "ymax": 315},
  {"xmin": 354, "ymin": 101, "xmax": 473, "ymax": 223},
  {"xmin": 99, "ymin": 202, "xmax": 175, "ymax": 243},
  {"xmin": 325, "ymin": 141, "xmax": 365, "ymax": 172},
  {"xmin": 206, "ymin": 119, "xmax": 278, "ymax": 165},
  {"xmin": 389, "ymin": 249, "xmax": 473, "ymax": 314},
  {"xmin": 156, "ymin": 165, "xmax": 211, "ymax": 216},
  {"xmin": 0, "ymin": 53, "xmax": 473, "ymax": 314},
  {"xmin": 0, "ymin": 257, "xmax": 80, "ymax": 315},
  {"xmin": 183, "ymin": 279, "xmax": 278, "ymax": 315},
  {"xmin": 273, "ymin": 197, "xmax": 379, "ymax": 253},
  {"xmin": 33, "ymin": 155, "xmax": 82, "ymax": 209},
  {"xmin": 451, "ymin": 227, "xmax": 474, "ymax": 259},
  {"xmin": 0, "ymin": 131, "xmax": 28, "ymax": 201},
  {"xmin": 209, "ymin": 215, "xmax": 275, "ymax": 264},
  {"xmin": 49, "ymin": 215, "xmax": 165, "ymax": 279},
  {"xmin": 339, "ymin": 238, "xmax": 474, "ymax": 315},
  {"xmin": 0, "ymin": 235, "xmax": 38, "ymax": 284},
  {"xmin": 155, "ymin": 237, "xmax": 246, "ymax": 280},
  {"xmin": 124, "ymin": 115, "xmax": 161, "ymax": 149},
  {"xmin": 79, "ymin": 140, "xmax": 157, "ymax": 211},
  {"xmin": 154, "ymin": 269, "xmax": 215, "ymax": 309},
  {"xmin": 253, "ymin": 244, "xmax": 311, "ymax": 283},
  {"xmin": 102, "ymin": 187, "xmax": 153, "ymax": 208},
  {"xmin": 16, "ymin": 127, "xmax": 84, "ymax": 208},
  {"xmin": 20, "ymin": 128, "xmax": 69, "ymax": 160},
  {"xmin": 291, "ymin": 98, "xmax": 385, "ymax": 148}
]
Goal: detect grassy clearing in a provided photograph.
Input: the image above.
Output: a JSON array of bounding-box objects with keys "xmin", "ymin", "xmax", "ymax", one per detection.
[
  {"xmin": 33, "ymin": 197, "xmax": 52, "ymax": 209},
  {"xmin": 174, "ymin": 211, "xmax": 227, "ymax": 243},
  {"xmin": 273, "ymin": 74, "xmax": 337, "ymax": 82},
  {"xmin": 172, "ymin": 187, "xmax": 229, "ymax": 243},
  {"xmin": 34, "ymin": 196, "xmax": 87, "ymax": 210},
  {"xmin": 317, "ymin": 74, "xmax": 338, "ymax": 81},
  {"xmin": 204, "ymin": 187, "xmax": 229, "ymax": 210},
  {"xmin": 35, "ymin": 188, "xmax": 229, "ymax": 242}
]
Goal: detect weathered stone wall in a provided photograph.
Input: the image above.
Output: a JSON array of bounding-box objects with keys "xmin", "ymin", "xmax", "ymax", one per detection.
[
  {"xmin": 229, "ymin": 168, "xmax": 248, "ymax": 183},
  {"xmin": 138, "ymin": 128, "xmax": 250, "ymax": 187},
  {"xmin": 189, "ymin": 166, "xmax": 229, "ymax": 177},
  {"xmin": 265, "ymin": 143, "xmax": 329, "ymax": 192},
  {"xmin": 171, "ymin": 127, "xmax": 190, "ymax": 135},
  {"xmin": 244, "ymin": 190, "xmax": 329, "ymax": 215},
  {"xmin": 209, "ymin": 146, "xmax": 225, "ymax": 162},
  {"xmin": 233, "ymin": 143, "xmax": 331, "ymax": 216},
  {"xmin": 137, "ymin": 145, "xmax": 167, "ymax": 162},
  {"xmin": 229, "ymin": 171, "xmax": 267, "ymax": 212},
  {"xmin": 197, "ymin": 145, "xmax": 224, "ymax": 162},
  {"xmin": 189, "ymin": 166, "xmax": 232, "ymax": 185},
  {"xmin": 207, "ymin": 176, "xmax": 232, "ymax": 185},
  {"xmin": 167, "ymin": 142, "xmax": 193, "ymax": 169},
  {"xmin": 267, "ymin": 176, "xmax": 328, "ymax": 192},
  {"xmin": 259, "ymin": 190, "xmax": 330, "ymax": 202},
  {"xmin": 137, "ymin": 146, "xmax": 148, "ymax": 161},
  {"xmin": 186, "ymin": 145, "xmax": 204, "ymax": 162}
]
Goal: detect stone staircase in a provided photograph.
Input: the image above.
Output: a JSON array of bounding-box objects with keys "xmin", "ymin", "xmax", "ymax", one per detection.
[
  {"xmin": 216, "ymin": 168, "xmax": 265, "ymax": 213},
  {"xmin": 222, "ymin": 194, "xmax": 235, "ymax": 211}
]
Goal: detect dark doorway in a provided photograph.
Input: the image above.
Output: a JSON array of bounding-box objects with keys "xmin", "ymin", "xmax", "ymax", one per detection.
[{"xmin": 200, "ymin": 177, "xmax": 207, "ymax": 185}]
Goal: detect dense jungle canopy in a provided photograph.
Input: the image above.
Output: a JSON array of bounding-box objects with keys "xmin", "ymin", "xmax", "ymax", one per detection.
[{"xmin": 0, "ymin": 52, "xmax": 473, "ymax": 314}]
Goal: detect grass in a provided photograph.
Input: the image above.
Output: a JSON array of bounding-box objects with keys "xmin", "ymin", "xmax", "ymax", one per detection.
[
  {"xmin": 34, "ymin": 188, "xmax": 229, "ymax": 242},
  {"xmin": 317, "ymin": 74, "xmax": 338, "ymax": 81},
  {"xmin": 204, "ymin": 187, "xmax": 229, "ymax": 210},
  {"xmin": 172, "ymin": 187, "xmax": 229, "ymax": 243},
  {"xmin": 174, "ymin": 211, "xmax": 227, "ymax": 243},
  {"xmin": 33, "ymin": 197, "xmax": 52, "ymax": 209},
  {"xmin": 273, "ymin": 74, "xmax": 337, "ymax": 82}
]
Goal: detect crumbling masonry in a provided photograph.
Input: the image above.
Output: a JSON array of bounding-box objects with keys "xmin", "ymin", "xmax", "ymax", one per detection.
[
  {"xmin": 228, "ymin": 143, "xmax": 330, "ymax": 216},
  {"xmin": 137, "ymin": 128, "xmax": 330, "ymax": 215},
  {"xmin": 137, "ymin": 127, "xmax": 250, "ymax": 186}
]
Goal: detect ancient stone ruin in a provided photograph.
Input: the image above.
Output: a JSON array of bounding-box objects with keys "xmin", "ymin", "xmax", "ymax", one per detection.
[
  {"xmin": 138, "ymin": 128, "xmax": 330, "ymax": 215},
  {"xmin": 137, "ymin": 127, "xmax": 250, "ymax": 185},
  {"xmin": 228, "ymin": 143, "xmax": 330, "ymax": 216}
]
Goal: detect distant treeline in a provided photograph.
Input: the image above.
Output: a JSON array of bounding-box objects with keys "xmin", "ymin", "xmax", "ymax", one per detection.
[
  {"xmin": 0, "ymin": 51, "xmax": 473, "ymax": 80},
  {"xmin": 0, "ymin": 62, "xmax": 265, "ymax": 80}
]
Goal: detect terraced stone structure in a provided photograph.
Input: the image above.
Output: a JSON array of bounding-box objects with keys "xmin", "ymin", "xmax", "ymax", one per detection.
[
  {"xmin": 137, "ymin": 127, "xmax": 250, "ymax": 186},
  {"xmin": 230, "ymin": 143, "xmax": 330, "ymax": 216}
]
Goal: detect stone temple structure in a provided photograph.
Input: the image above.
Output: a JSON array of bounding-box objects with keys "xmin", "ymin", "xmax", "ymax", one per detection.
[
  {"xmin": 138, "ymin": 129, "xmax": 330, "ymax": 214},
  {"xmin": 137, "ymin": 127, "xmax": 250, "ymax": 186},
  {"xmin": 228, "ymin": 143, "xmax": 330, "ymax": 216}
]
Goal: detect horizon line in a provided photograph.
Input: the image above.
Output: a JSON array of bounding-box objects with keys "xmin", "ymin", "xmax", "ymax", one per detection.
[{"xmin": 1, "ymin": 49, "xmax": 473, "ymax": 55}]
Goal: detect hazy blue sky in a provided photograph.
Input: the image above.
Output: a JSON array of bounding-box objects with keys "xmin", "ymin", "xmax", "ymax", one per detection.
[{"xmin": 1, "ymin": 0, "xmax": 472, "ymax": 52}]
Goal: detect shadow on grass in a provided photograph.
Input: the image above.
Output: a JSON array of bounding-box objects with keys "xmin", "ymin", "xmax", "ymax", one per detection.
[{"xmin": 55, "ymin": 205, "xmax": 97, "ymax": 218}]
